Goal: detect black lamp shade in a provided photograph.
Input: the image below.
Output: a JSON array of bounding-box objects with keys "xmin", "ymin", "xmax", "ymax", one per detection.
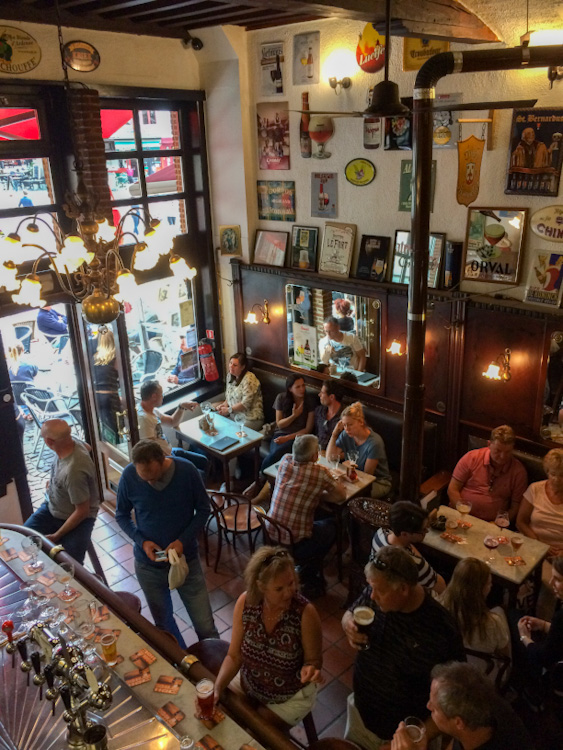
[{"xmin": 364, "ymin": 80, "xmax": 410, "ymax": 117}]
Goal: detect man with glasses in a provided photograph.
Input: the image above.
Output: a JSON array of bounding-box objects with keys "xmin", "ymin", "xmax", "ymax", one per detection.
[
  {"xmin": 342, "ymin": 546, "xmax": 465, "ymax": 749},
  {"xmin": 314, "ymin": 379, "xmax": 344, "ymax": 451},
  {"xmin": 370, "ymin": 501, "xmax": 446, "ymax": 593}
]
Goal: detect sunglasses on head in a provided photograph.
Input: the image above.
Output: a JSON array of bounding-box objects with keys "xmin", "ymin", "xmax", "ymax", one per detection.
[
  {"xmin": 260, "ymin": 549, "xmax": 290, "ymax": 571},
  {"xmin": 372, "ymin": 556, "xmax": 410, "ymax": 582}
]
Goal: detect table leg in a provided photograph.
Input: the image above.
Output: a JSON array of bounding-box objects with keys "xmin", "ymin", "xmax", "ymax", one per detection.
[
  {"xmin": 253, "ymin": 445, "xmax": 260, "ymax": 485},
  {"xmin": 222, "ymin": 460, "xmax": 231, "ymax": 492}
]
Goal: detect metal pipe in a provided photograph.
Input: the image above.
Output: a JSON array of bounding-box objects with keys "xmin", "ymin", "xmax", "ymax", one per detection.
[{"xmin": 400, "ymin": 44, "xmax": 563, "ymax": 502}]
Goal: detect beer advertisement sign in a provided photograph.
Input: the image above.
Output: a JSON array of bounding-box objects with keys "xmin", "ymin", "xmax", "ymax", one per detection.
[
  {"xmin": 356, "ymin": 24, "xmax": 385, "ymax": 74},
  {"xmin": 457, "ymin": 135, "xmax": 485, "ymax": 206},
  {"xmin": 0, "ymin": 27, "xmax": 41, "ymax": 75},
  {"xmin": 403, "ymin": 38, "xmax": 449, "ymax": 72},
  {"xmin": 524, "ymin": 251, "xmax": 563, "ymax": 307},
  {"xmin": 530, "ymin": 205, "xmax": 563, "ymax": 243},
  {"xmin": 462, "ymin": 208, "xmax": 527, "ymax": 285}
]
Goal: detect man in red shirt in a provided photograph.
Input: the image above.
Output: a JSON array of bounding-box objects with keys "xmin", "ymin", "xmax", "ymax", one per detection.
[
  {"xmin": 269, "ymin": 434, "xmax": 345, "ymax": 597},
  {"xmin": 447, "ymin": 425, "xmax": 527, "ymax": 522}
]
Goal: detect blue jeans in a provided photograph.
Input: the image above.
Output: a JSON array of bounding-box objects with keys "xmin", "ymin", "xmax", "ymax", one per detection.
[
  {"xmin": 24, "ymin": 501, "xmax": 95, "ymax": 565},
  {"xmin": 260, "ymin": 438, "xmax": 294, "ymax": 473},
  {"xmin": 172, "ymin": 447, "xmax": 209, "ymax": 480},
  {"xmin": 135, "ymin": 554, "xmax": 218, "ymax": 649},
  {"xmin": 293, "ymin": 517, "xmax": 336, "ymax": 584}
]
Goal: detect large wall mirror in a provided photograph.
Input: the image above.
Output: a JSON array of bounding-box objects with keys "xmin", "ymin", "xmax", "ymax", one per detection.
[
  {"xmin": 541, "ymin": 331, "xmax": 563, "ymax": 444},
  {"xmin": 286, "ymin": 284, "xmax": 381, "ymax": 388}
]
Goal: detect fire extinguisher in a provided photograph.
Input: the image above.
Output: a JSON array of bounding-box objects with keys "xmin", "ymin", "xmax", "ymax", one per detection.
[{"xmin": 198, "ymin": 339, "xmax": 219, "ymax": 382}]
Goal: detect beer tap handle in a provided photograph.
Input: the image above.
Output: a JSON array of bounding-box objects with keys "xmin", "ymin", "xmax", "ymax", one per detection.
[
  {"xmin": 2, "ymin": 619, "xmax": 14, "ymax": 643},
  {"xmin": 17, "ymin": 639, "xmax": 28, "ymax": 661},
  {"xmin": 59, "ymin": 684, "xmax": 72, "ymax": 711},
  {"xmin": 31, "ymin": 651, "xmax": 45, "ymax": 699},
  {"xmin": 44, "ymin": 664, "xmax": 57, "ymax": 716}
]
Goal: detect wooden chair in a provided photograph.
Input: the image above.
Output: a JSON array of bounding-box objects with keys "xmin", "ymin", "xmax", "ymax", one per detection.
[
  {"xmin": 204, "ymin": 491, "xmax": 262, "ymax": 572},
  {"xmin": 465, "ymin": 647, "xmax": 511, "ymax": 693},
  {"xmin": 256, "ymin": 511, "xmax": 296, "ymax": 551},
  {"xmin": 347, "ymin": 497, "xmax": 392, "ymax": 605}
]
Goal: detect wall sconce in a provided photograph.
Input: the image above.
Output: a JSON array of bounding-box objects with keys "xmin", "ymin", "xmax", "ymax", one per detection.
[
  {"xmin": 244, "ymin": 299, "xmax": 270, "ymax": 325},
  {"xmin": 386, "ymin": 336, "xmax": 406, "ymax": 356},
  {"xmin": 482, "ymin": 348, "xmax": 511, "ymax": 382},
  {"xmin": 328, "ymin": 76, "xmax": 351, "ymax": 95}
]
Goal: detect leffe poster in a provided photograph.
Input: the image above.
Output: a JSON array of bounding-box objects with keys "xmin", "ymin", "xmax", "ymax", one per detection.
[
  {"xmin": 293, "ymin": 31, "xmax": 320, "ymax": 85},
  {"xmin": 506, "ymin": 108, "xmax": 563, "ymax": 196}
]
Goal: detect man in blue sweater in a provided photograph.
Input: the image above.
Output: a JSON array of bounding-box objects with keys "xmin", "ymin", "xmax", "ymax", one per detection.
[{"xmin": 116, "ymin": 439, "xmax": 218, "ymax": 648}]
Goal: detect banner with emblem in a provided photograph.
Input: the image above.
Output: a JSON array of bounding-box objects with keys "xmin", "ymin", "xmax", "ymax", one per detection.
[
  {"xmin": 457, "ymin": 135, "xmax": 485, "ymax": 206},
  {"xmin": 403, "ymin": 38, "xmax": 449, "ymax": 72}
]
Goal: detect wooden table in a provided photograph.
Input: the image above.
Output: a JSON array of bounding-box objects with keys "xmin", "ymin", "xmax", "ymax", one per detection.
[
  {"xmin": 176, "ymin": 412, "xmax": 263, "ymax": 491},
  {"xmin": 264, "ymin": 456, "xmax": 375, "ymax": 581},
  {"xmin": 422, "ymin": 505, "xmax": 550, "ymax": 606}
]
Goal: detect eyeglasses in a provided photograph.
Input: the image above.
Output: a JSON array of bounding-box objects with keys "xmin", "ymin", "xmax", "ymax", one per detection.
[{"xmin": 260, "ymin": 549, "xmax": 290, "ymax": 571}]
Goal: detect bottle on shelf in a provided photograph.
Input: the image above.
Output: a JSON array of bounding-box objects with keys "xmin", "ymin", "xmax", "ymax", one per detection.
[
  {"xmin": 364, "ymin": 117, "xmax": 381, "ymax": 149},
  {"xmin": 304, "ymin": 340, "xmax": 311, "ymax": 361},
  {"xmin": 306, "ymin": 47, "xmax": 314, "ymax": 79},
  {"xmin": 300, "ymin": 92, "xmax": 312, "ymax": 158},
  {"xmin": 272, "ymin": 53, "xmax": 283, "ymax": 93}
]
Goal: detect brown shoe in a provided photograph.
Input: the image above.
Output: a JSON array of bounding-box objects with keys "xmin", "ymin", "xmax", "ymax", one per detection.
[
  {"xmin": 242, "ymin": 481, "xmax": 259, "ymax": 499},
  {"xmin": 251, "ymin": 482, "xmax": 271, "ymax": 507}
]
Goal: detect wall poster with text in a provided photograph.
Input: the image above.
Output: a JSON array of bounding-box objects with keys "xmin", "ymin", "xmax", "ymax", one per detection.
[
  {"xmin": 257, "ymin": 180, "xmax": 295, "ymax": 221},
  {"xmin": 257, "ymin": 102, "xmax": 290, "ymax": 170},
  {"xmin": 506, "ymin": 108, "xmax": 563, "ymax": 196},
  {"xmin": 311, "ymin": 172, "xmax": 337, "ymax": 218},
  {"xmin": 293, "ymin": 31, "xmax": 320, "ymax": 85},
  {"xmin": 399, "ymin": 159, "xmax": 436, "ymax": 212},
  {"xmin": 524, "ymin": 251, "xmax": 563, "ymax": 307},
  {"xmin": 260, "ymin": 41, "xmax": 285, "ymax": 96},
  {"xmin": 293, "ymin": 323, "xmax": 318, "ymax": 368}
]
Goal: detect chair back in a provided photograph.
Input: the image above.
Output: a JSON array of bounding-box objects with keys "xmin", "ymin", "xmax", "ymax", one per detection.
[
  {"xmin": 464, "ymin": 647, "xmax": 511, "ymax": 693},
  {"xmin": 14, "ymin": 324, "xmax": 32, "ymax": 353},
  {"xmin": 22, "ymin": 387, "xmax": 77, "ymax": 425},
  {"xmin": 132, "ymin": 349, "xmax": 163, "ymax": 384},
  {"xmin": 347, "ymin": 497, "xmax": 392, "ymax": 606},
  {"xmin": 256, "ymin": 511, "xmax": 295, "ymax": 549},
  {"xmin": 10, "ymin": 380, "xmax": 30, "ymax": 407},
  {"xmin": 207, "ymin": 490, "xmax": 260, "ymax": 535}
]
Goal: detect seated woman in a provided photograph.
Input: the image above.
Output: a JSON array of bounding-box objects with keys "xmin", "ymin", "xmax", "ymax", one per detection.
[
  {"xmin": 326, "ymin": 402, "xmax": 392, "ymax": 498},
  {"xmin": 214, "ymin": 352, "xmax": 264, "ymax": 431},
  {"xmin": 517, "ymin": 448, "xmax": 563, "ymax": 558},
  {"xmin": 214, "ymin": 546, "xmax": 322, "ymax": 726},
  {"xmin": 440, "ymin": 557, "xmax": 510, "ymax": 679},
  {"xmin": 260, "ymin": 374, "xmax": 315, "ymax": 472}
]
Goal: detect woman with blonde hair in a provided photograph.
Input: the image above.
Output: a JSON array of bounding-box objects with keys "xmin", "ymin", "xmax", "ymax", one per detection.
[
  {"xmin": 326, "ymin": 401, "xmax": 391, "ymax": 498},
  {"xmin": 517, "ymin": 448, "xmax": 563, "ymax": 557},
  {"xmin": 93, "ymin": 327, "xmax": 121, "ymax": 443},
  {"xmin": 214, "ymin": 546, "xmax": 322, "ymax": 726},
  {"xmin": 440, "ymin": 557, "xmax": 510, "ymax": 677}
]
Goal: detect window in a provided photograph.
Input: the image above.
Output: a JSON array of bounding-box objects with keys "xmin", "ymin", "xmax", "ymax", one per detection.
[{"xmin": 141, "ymin": 110, "xmax": 156, "ymax": 125}]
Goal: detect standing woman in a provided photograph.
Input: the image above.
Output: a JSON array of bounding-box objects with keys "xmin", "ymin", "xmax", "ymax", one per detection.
[
  {"xmin": 214, "ymin": 546, "xmax": 322, "ymax": 725},
  {"xmin": 327, "ymin": 402, "xmax": 392, "ymax": 498},
  {"xmin": 261, "ymin": 373, "xmax": 315, "ymax": 472},
  {"xmin": 333, "ymin": 298, "xmax": 355, "ymax": 332},
  {"xmin": 214, "ymin": 352, "xmax": 264, "ymax": 431},
  {"xmin": 93, "ymin": 327, "xmax": 121, "ymax": 444}
]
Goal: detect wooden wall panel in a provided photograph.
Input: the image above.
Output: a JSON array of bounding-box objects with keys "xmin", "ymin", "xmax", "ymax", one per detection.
[{"xmin": 241, "ymin": 268, "xmax": 287, "ymax": 366}]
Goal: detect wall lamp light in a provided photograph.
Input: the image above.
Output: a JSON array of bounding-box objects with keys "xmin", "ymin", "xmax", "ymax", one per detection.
[
  {"xmin": 482, "ymin": 348, "xmax": 511, "ymax": 382},
  {"xmin": 244, "ymin": 299, "xmax": 270, "ymax": 325},
  {"xmin": 386, "ymin": 334, "xmax": 406, "ymax": 356},
  {"xmin": 328, "ymin": 76, "xmax": 351, "ymax": 95}
]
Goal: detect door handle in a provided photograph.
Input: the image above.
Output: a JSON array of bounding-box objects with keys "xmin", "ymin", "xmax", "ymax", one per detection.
[{"xmin": 116, "ymin": 410, "xmax": 130, "ymax": 440}]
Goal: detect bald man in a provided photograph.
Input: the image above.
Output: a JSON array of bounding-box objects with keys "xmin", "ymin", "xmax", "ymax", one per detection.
[{"xmin": 24, "ymin": 419, "xmax": 100, "ymax": 564}]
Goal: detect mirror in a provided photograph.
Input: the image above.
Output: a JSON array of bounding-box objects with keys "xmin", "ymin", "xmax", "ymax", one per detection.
[
  {"xmin": 286, "ymin": 284, "xmax": 381, "ymax": 388},
  {"xmin": 541, "ymin": 331, "xmax": 563, "ymax": 444}
]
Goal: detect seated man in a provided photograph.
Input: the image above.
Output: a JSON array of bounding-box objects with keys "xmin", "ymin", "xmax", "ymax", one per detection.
[
  {"xmin": 167, "ymin": 335, "xmax": 197, "ymax": 385},
  {"xmin": 342, "ymin": 547, "xmax": 465, "ymax": 749},
  {"xmin": 137, "ymin": 380, "xmax": 208, "ymax": 474},
  {"xmin": 391, "ymin": 662, "xmax": 534, "ymax": 750},
  {"xmin": 318, "ymin": 316, "xmax": 366, "ymax": 372},
  {"xmin": 448, "ymin": 425, "xmax": 527, "ymax": 522},
  {"xmin": 370, "ymin": 501, "xmax": 446, "ymax": 593},
  {"xmin": 36, "ymin": 305, "xmax": 69, "ymax": 353},
  {"xmin": 314, "ymin": 379, "xmax": 345, "ymax": 452},
  {"xmin": 24, "ymin": 419, "xmax": 99, "ymax": 564},
  {"xmin": 269, "ymin": 434, "xmax": 345, "ymax": 598}
]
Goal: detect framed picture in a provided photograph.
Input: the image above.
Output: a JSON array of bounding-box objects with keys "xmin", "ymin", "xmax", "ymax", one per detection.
[
  {"xmin": 253, "ymin": 230, "xmax": 289, "ymax": 267},
  {"xmin": 524, "ymin": 251, "xmax": 563, "ymax": 307},
  {"xmin": 218, "ymin": 225, "xmax": 241, "ymax": 256},
  {"xmin": 318, "ymin": 222, "xmax": 357, "ymax": 279},
  {"xmin": 257, "ymin": 180, "xmax": 295, "ymax": 221},
  {"xmin": 311, "ymin": 172, "xmax": 337, "ymax": 218},
  {"xmin": 290, "ymin": 226, "xmax": 318, "ymax": 271},
  {"xmin": 354, "ymin": 235, "xmax": 390, "ymax": 281},
  {"xmin": 257, "ymin": 102, "xmax": 290, "ymax": 170},
  {"xmin": 505, "ymin": 108, "xmax": 563, "ymax": 197},
  {"xmin": 391, "ymin": 230, "xmax": 445, "ymax": 286},
  {"xmin": 462, "ymin": 208, "xmax": 527, "ymax": 284}
]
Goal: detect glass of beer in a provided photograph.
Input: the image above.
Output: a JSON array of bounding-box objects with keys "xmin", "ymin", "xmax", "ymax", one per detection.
[
  {"xmin": 511, "ymin": 535, "xmax": 524, "ymax": 553},
  {"xmin": 353, "ymin": 606, "xmax": 374, "ymax": 650},
  {"xmin": 100, "ymin": 632, "xmax": 118, "ymax": 666},
  {"xmin": 404, "ymin": 716, "xmax": 426, "ymax": 744},
  {"xmin": 196, "ymin": 678, "xmax": 215, "ymax": 720}
]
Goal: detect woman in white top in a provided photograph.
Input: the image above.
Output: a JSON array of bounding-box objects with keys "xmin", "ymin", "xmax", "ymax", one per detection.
[
  {"xmin": 214, "ymin": 352, "xmax": 264, "ymax": 431},
  {"xmin": 517, "ymin": 448, "xmax": 563, "ymax": 557},
  {"xmin": 440, "ymin": 557, "xmax": 510, "ymax": 680}
]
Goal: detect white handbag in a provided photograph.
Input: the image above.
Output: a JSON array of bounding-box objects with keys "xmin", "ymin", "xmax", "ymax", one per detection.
[{"xmin": 168, "ymin": 548, "xmax": 189, "ymax": 590}]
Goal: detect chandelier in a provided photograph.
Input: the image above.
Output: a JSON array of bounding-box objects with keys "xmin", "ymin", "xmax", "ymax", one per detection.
[{"xmin": 0, "ymin": 172, "xmax": 197, "ymax": 325}]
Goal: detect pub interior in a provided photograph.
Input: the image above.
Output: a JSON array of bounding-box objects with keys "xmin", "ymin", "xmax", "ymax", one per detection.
[{"xmin": 1, "ymin": 0, "xmax": 563, "ymax": 748}]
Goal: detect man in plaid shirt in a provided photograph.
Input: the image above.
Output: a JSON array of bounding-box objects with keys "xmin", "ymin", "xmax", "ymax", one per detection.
[{"xmin": 269, "ymin": 434, "xmax": 345, "ymax": 597}]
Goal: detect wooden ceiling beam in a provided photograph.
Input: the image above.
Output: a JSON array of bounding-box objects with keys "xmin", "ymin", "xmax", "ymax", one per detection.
[
  {"xmin": 162, "ymin": 7, "xmax": 296, "ymax": 27},
  {"xmin": 123, "ymin": 2, "xmax": 236, "ymax": 23},
  {"xmin": 102, "ymin": 0, "xmax": 206, "ymax": 19}
]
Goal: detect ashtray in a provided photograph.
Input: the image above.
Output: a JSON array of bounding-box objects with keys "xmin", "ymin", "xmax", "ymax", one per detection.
[{"xmin": 430, "ymin": 515, "xmax": 447, "ymax": 532}]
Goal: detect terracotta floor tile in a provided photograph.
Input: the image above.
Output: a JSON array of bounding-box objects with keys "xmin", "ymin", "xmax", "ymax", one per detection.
[
  {"xmin": 311, "ymin": 698, "xmax": 341, "ymax": 733},
  {"xmin": 339, "ymin": 666, "xmax": 354, "ymax": 690},
  {"xmin": 322, "ymin": 644, "xmax": 355, "ymax": 678},
  {"xmin": 204, "ymin": 569, "xmax": 236, "ymax": 589},
  {"xmin": 214, "ymin": 599, "xmax": 237, "ymax": 624},
  {"xmin": 321, "ymin": 614, "xmax": 346, "ymax": 644},
  {"xmin": 220, "ymin": 577, "xmax": 246, "ymax": 599}
]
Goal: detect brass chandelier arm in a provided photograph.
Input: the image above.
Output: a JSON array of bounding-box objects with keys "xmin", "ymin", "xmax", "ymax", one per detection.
[{"xmin": 25, "ymin": 245, "xmax": 88, "ymax": 300}]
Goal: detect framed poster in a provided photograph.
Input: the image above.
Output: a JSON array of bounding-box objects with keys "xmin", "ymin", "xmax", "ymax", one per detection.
[
  {"xmin": 391, "ymin": 231, "xmax": 445, "ymax": 286},
  {"xmin": 257, "ymin": 102, "xmax": 290, "ymax": 170},
  {"xmin": 318, "ymin": 222, "xmax": 357, "ymax": 279},
  {"xmin": 260, "ymin": 42, "xmax": 285, "ymax": 96},
  {"xmin": 253, "ymin": 230, "xmax": 289, "ymax": 267},
  {"xmin": 354, "ymin": 235, "xmax": 390, "ymax": 281},
  {"xmin": 257, "ymin": 180, "xmax": 295, "ymax": 221},
  {"xmin": 293, "ymin": 324, "xmax": 318, "ymax": 368},
  {"xmin": 290, "ymin": 226, "xmax": 318, "ymax": 271},
  {"xmin": 524, "ymin": 251, "xmax": 563, "ymax": 307},
  {"xmin": 385, "ymin": 110, "xmax": 412, "ymax": 150},
  {"xmin": 311, "ymin": 172, "xmax": 337, "ymax": 218},
  {"xmin": 218, "ymin": 225, "xmax": 241, "ymax": 256},
  {"xmin": 463, "ymin": 208, "xmax": 527, "ymax": 284},
  {"xmin": 293, "ymin": 31, "xmax": 320, "ymax": 85},
  {"xmin": 506, "ymin": 108, "xmax": 563, "ymax": 196},
  {"xmin": 432, "ymin": 93, "xmax": 461, "ymax": 149},
  {"xmin": 399, "ymin": 159, "xmax": 436, "ymax": 212},
  {"xmin": 427, "ymin": 233, "xmax": 446, "ymax": 288}
]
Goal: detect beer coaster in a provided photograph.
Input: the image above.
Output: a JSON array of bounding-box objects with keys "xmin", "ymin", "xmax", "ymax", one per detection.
[
  {"xmin": 497, "ymin": 536, "xmax": 510, "ymax": 545},
  {"xmin": 440, "ymin": 532, "xmax": 464, "ymax": 544},
  {"xmin": 93, "ymin": 605, "xmax": 110, "ymax": 623},
  {"xmin": 18, "ymin": 549, "xmax": 33, "ymax": 562},
  {"xmin": 0, "ymin": 548, "xmax": 18, "ymax": 562},
  {"xmin": 58, "ymin": 587, "xmax": 81, "ymax": 603},
  {"xmin": 33, "ymin": 584, "xmax": 56, "ymax": 599},
  {"xmin": 37, "ymin": 571, "xmax": 57, "ymax": 587},
  {"xmin": 93, "ymin": 627, "xmax": 121, "ymax": 643},
  {"xmin": 195, "ymin": 706, "xmax": 225, "ymax": 728},
  {"xmin": 124, "ymin": 667, "xmax": 151, "ymax": 687},
  {"xmin": 504, "ymin": 556, "xmax": 526, "ymax": 566},
  {"xmin": 196, "ymin": 735, "xmax": 226, "ymax": 750},
  {"xmin": 130, "ymin": 648, "xmax": 157, "ymax": 670},
  {"xmin": 154, "ymin": 675, "xmax": 183, "ymax": 694},
  {"xmin": 23, "ymin": 563, "xmax": 43, "ymax": 576},
  {"xmin": 0, "ymin": 536, "xmax": 9, "ymax": 546},
  {"xmin": 158, "ymin": 701, "xmax": 185, "ymax": 727},
  {"xmin": 457, "ymin": 520, "xmax": 472, "ymax": 529}
]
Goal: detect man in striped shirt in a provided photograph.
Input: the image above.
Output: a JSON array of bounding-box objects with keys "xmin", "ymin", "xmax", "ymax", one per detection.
[
  {"xmin": 370, "ymin": 501, "xmax": 446, "ymax": 593},
  {"xmin": 269, "ymin": 434, "xmax": 346, "ymax": 597}
]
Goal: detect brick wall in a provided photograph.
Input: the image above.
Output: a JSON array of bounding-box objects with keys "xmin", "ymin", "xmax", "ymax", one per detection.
[{"xmin": 312, "ymin": 288, "xmax": 332, "ymax": 340}]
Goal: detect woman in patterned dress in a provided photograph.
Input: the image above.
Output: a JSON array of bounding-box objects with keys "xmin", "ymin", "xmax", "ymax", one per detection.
[
  {"xmin": 214, "ymin": 352, "xmax": 264, "ymax": 431},
  {"xmin": 213, "ymin": 546, "xmax": 323, "ymax": 725}
]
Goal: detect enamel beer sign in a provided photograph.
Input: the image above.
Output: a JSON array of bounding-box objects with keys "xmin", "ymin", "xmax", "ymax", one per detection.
[
  {"xmin": 530, "ymin": 205, "xmax": 563, "ymax": 243},
  {"xmin": 356, "ymin": 24, "xmax": 385, "ymax": 74},
  {"xmin": 0, "ymin": 27, "xmax": 41, "ymax": 75}
]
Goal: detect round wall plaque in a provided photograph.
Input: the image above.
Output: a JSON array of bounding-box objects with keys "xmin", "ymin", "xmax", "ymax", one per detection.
[
  {"xmin": 0, "ymin": 26, "xmax": 41, "ymax": 75},
  {"xmin": 63, "ymin": 40, "xmax": 100, "ymax": 72},
  {"xmin": 345, "ymin": 158, "xmax": 376, "ymax": 186}
]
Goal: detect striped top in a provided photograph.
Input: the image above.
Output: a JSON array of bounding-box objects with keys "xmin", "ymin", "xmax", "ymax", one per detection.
[
  {"xmin": 240, "ymin": 593, "xmax": 307, "ymax": 704},
  {"xmin": 370, "ymin": 528, "xmax": 438, "ymax": 590}
]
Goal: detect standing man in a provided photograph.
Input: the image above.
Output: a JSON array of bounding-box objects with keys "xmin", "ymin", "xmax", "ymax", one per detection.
[
  {"xmin": 24, "ymin": 419, "xmax": 100, "ymax": 564},
  {"xmin": 314, "ymin": 380, "xmax": 344, "ymax": 451},
  {"xmin": 448, "ymin": 425, "xmax": 528, "ymax": 522},
  {"xmin": 391, "ymin": 662, "xmax": 535, "ymax": 750},
  {"xmin": 341, "ymin": 547, "xmax": 465, "ymax": 749},
  {"xmin": 318, "ymin": 316, "xmax": 366, "ymax": 372},
  {"xmin": 116, "ymin": 439, "xmax": 218, "ymax": 648},
  {"xmin": 269, "ymin": 434, "xmax": 345, "ymax": 598}
]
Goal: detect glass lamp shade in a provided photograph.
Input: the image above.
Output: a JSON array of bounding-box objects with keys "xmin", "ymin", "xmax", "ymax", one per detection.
[
  {"xmin": 115, "ymin": 269, "xmax": 137, "ymax": 300},
  {"xmin": 0, "ymin": 260, "xmax": 20, "ymax": 291},
  {"xmin": 170, "ymin": 254, "xmax": 197, "ymax": 280},
  {"xmin": 482, "ymin": 362, "xmax": 501, "ymax": 380},
  {"xmin": 12, "ymin": 275, "xmax": 45, "ymax": 307},
  {"xmin": 386, "ymin": 339, "xmax": 404, "ymax": 356},
  {"xmin": 244, "ymin": 311, "xmax": 258, "ymax": 325},
  {"xmin": 96, "ymin": 219, "xmax": 117, "ymax": 243},
  {"xmin": 132, "ymin": 242, "xmax": 160, "ymax": 271}
]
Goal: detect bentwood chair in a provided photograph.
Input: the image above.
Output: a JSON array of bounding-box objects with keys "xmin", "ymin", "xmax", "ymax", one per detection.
[
  {"xmin": 465, "ymin": 647, "xmax": 512, "ymax": 693},
  {"xmin": 204, "ymin": 491, "xmax": 262, "ymax": 572}
]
